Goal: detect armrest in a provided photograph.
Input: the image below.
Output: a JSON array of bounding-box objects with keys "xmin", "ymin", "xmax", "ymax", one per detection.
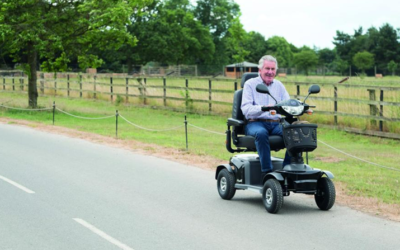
[{"xmin": 227, "ymin": 118, "xmax": 245, "ymax": 127}]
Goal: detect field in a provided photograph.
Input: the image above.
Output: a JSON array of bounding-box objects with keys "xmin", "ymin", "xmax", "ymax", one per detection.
[
  {"xmin": 1, "ymin": 90, "xmax": 400, "ymax": 211},
  {"xmin": 2, "ymin": 74, "xmax": 400, "ymax": 133}
]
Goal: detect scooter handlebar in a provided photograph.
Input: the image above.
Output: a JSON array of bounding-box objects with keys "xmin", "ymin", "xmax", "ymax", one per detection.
[{"xmin": 261, "ymin": 106, "xmax": 275, "ymax": 111}]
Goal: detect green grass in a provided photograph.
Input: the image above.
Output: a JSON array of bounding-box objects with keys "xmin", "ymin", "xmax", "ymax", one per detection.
[{"xmin": 1, "ymin": 91, "xmax": 400, "ymax": 205}]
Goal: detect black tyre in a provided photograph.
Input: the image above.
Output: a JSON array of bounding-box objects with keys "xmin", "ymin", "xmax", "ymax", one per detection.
[
  {"xmin": 217, "ymin": 169, "xmax": 236, "ymax": 200},
  {"xmin": 315, "ymin": 177, "xmax": 336, "ymax": 210},
  {"xmin": 262, "ymin": 179, "xmax": 283, "ymax": 214}
]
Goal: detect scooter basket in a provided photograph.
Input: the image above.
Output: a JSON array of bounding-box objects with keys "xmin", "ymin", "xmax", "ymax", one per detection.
[{"xmin": 283, "ymin": 124, "xmax": 317, "ymax": 153}]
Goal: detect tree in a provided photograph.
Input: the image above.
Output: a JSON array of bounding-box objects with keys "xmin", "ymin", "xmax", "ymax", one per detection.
[
  {"xmin": 123, "ymin": 0, "xmax": 214, "ymax": 68},
  {"xmin": 194, "ymin": 0, "xmax": 240, "ymax": 71},
  {"xmin": 353, "ymin": 51, "xmax": 374, "ymax": 74},
  {"xmin": 387, "ymin": 60, "xmax": 398, "ymax": 76},
  {"xmin": 333, "ymin": 31, "xmax": 352, "ymax": 62},
  {"xmin": 318, "ymin": 48, "xmax": 336, "ymax": 74},
  {"xmin": 293, "ymin": 50, "xmax": 318, "ymax": 75},
  {"xmin": 225, "ymin": 17, "xmax": 249, "ymax": 62},
  {"xmin": 265, "ymin": 36, "xmax": 293, "ymax": 68},
  {"xmin": 332, "ymin": 57, "xmax": 349, "ymax": 76},
  {"xmin": 0, "ymin": 0, "xmax": 146, "ymax": 107},
  {"xmin": 372, "ymin": 24, "xmax": 399, "ymax": 71},
  {"xmin": 242, "ymin": 31, "xmax": 267, "ymax": 63}
]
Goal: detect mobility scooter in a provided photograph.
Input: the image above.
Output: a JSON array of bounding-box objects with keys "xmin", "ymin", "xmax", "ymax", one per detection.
[{"xmin": 215, "ymin": 73, "xmax": 335, "ymax": 214}]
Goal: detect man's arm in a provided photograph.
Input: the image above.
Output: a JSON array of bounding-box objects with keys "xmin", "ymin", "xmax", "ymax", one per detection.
[{"xmin": 241, "ymin": 82, "xmax": 263, "ymax": 119}]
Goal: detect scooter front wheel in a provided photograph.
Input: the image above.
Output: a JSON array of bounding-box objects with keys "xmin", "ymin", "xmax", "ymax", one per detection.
[
  {"xmin": 315, "ymin": 177, "xmax": 336, "ymax": 210},
  {"xmin": 217, "ymin": 169, "xmax": 236, "ymax": 200},
  {"xmin": 262, "ymin": 179, "xmax": 283, "ymax": 214}
]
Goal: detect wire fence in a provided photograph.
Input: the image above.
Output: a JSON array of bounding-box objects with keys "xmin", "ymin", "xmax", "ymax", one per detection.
[{"xmin": 0, "ymin": 102, "xmax": 398, "ymax": 172}]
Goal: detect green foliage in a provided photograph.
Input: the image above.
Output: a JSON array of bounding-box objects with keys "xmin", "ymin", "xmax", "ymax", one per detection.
[
  {"xmin": 353, "ymin": 51, "xmax": 374, "ymax": 73},
  {"xmin": 265, "ymin": 36, "xmax": 293, "ymax": 68},
  {"xmin": 318, "ymin": 48, "xmax": 336, "ymax": 66},
  {"xmin": 125, "ymin": 1, "xmax": 214, "ymax": 66},
  {"xmin": 194, "ymin": 0, "xmax": 240, "ymax": 38},
  {"xmin": 332, "ymin": 56, "xmax": 349, "ymax": 75},
  {"xmin": 41, "ymin": 52, "xmax": 70, "ymax": 72},
  {"xmin": 225, "ymin": 17, "xmax": 250, "ymax": 62},
  {"xmin": 194, "ymin": 0, "xmax": 240, "ymax": 68},
  {"xmin": 0, "ymin": 0, "xmax": 148, "ymax": 106},
  {"xmin": 242, "ymin": 31, "xmax": 267, "ymax": 63},
  {"xmin": 78, "ymin": 55, "xmax": 104, "ymax": 71},
  {"xmin": 334, "ymin": 23, "xmax": 400, "ymax": 74},
  {"xmin": 293, "ymin": 50, "xmax": 318, "ymax": 75},
  {"xmin": 115, "ymin": 95, "xmax": 124, "ymax": 106},
  {"xmin": 180, "ymin": 89, "xmax": 194, "ymax": 112},
  {"xmin": 387, "ymin": 60, "xmax": 398, "ymax": 76}
]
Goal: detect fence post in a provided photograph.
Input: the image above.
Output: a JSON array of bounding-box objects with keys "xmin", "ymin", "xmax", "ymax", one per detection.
[
  {"xmin": 184, "ymin": 115, "xmax": 188, "ymax": 151},
  {"xmin": 67, "ymin": 74, "xmax": 70, "ymax": 97},
  {"xmin": 209, "ymin": 79, "xmax": 212, "ymax": 112},
  {"xmin": 234, "ymin": 81, "xmax": 237, "ymax": 91},
  {"xmin": 116, "ymin": 110, "xmax": 119, "ymax": 139},
  {"xmin": 294, "ymin": 84, "xmax": 300, "ymax": 100},
  {"xmin": 79, "ymin": 74, "xmax": 83, "ymax": 98},
  {"xmin": 12, "ymin": 74, "xmax": 15, "ymax": 91},
  {"xmin": 52, "ymin": 101, "xmax": 55, "ymax": 125},
  {"xmin": 163, "ymin": 77, "xmax": 166, "ymax": 106},
  {"xmin": 368, "ymin": 89, "xmax": 378, "ymax": 127},
  {"xmin": 334, "ymin": 86, "xmax": 338, "ymax": 125},
  {"xmin": 110, "ymin": 77, "xmax": 113, "ymax": 102},
  {"xmin": 54, "ymin": 73, "xmax": 57, "ymax": 96},
  {"xmin": 2, "ymin": 76, "xmax": 5, "ymax": 90},
  {"xmin": 185, "ymin": 79, "xmax": 189, "ymax": 110},
  {"xmin": 93, "ymin": 75, "xmax": 97, "ymax": 99},
  {"xmin": 379, "ymin": 90, "xmax": 384, "ymax": 131},
  {"xmin": 40, "ymin": 73, "xmax": 44, "ymax": 94},
  {"xmin": 125, "ymin": 77, "xmax": 129, "ymax": 103},
  {"xmin": 143, "ymin": 78, "xmax": 147, "ymax": 105}
]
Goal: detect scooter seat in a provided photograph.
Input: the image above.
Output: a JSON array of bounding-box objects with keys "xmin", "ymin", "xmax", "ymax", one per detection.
[{"xmin": 234, "ymin": 134, "xmax": 285, "ymax": 152}]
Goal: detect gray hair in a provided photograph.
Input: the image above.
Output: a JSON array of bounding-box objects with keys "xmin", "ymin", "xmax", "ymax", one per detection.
[{"xmin": 258, "ymin": 55, "xmax": 278, "ymax": 70}]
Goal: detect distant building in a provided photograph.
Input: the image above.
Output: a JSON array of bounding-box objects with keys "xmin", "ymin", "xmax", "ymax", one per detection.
[{"xmin": 225, "ymin": 61, "xmax": 259, "ymax": 78}]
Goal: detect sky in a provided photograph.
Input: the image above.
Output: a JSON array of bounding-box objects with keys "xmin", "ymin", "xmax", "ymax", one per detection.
[{"xmin": 234, "ymin": 0, "xmax": 400, "ymax": 49}]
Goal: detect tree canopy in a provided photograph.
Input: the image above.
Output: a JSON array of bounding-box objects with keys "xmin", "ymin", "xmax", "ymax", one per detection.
[
  {"xmin": 293, "ymin": 50, "xmax": 318, "ymax": 75},
  {"xmin": 0, "ymin": 0, "xmax": 147, "ymax": 107},
  {"xmin": 1, "ymin": 0, "xmax": 400, "ymax": 95},
  {"xmin": 353, "ymin": 51, "xmax": 374, "ymax": 74}
]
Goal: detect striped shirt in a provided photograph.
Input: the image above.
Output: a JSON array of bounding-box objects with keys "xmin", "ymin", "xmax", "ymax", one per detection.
[{"xmin": 241, "ymin": 76, "xmax": 290, "ymax": 120}]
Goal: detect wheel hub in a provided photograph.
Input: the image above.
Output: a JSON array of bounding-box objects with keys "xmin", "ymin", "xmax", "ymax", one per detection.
[
  {"xmin": 220, "ymin": 177, "xmax": 227, "ymax": 192},
  {"xmin": 265, "ymin": 188, "xmax": 273, "ymax": 205}
]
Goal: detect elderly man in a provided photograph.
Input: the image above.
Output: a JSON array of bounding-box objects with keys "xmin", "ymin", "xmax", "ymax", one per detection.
[{"xmin": 241, "ymin": 55, "xmax": 291, "ymax": 173}]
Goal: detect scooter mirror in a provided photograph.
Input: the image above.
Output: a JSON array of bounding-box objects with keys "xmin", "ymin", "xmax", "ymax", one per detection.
[
  {"xmin": 308, "ymin": 85, "xmax": 320, "ymax": 94},
  {"xmin": 256, "ymin": 84, "xmax": 270, "ymax": 94}
]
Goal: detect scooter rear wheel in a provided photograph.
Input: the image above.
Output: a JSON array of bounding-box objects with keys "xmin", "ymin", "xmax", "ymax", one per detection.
[
  {"xmin": 262, "ymin": 179, "xmax": 283, "ymax": 214},
  {"xmin": 217, "ymin": 169, "xmax": 236, "ymax": 200}
]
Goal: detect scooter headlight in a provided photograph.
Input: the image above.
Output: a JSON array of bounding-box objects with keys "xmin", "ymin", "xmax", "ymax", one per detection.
[{"xmin": 282, "ymin": 105, "xmax": 304, "ymax": 116}]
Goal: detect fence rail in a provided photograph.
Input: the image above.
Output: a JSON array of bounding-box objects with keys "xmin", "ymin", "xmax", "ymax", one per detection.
[{"xmin": 1, "ymin": 73, "xmax": 400, "ymax": 138}]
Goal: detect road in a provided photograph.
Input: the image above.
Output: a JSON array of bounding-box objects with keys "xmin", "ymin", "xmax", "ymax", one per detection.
[{"xmin": 1, "ymin": 123, "xmax": 399, "ymax": 250}]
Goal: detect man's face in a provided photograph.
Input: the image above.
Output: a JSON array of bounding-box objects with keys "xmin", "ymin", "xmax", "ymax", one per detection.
[{"xmin": 259, "ymin": 60, "xmax": 276, "ymax": 84}]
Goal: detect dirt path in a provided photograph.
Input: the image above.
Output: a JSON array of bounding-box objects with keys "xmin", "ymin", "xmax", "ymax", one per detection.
[{"xmin": 1, "ymin": 117, "xmax": 399, "ymax": 222}]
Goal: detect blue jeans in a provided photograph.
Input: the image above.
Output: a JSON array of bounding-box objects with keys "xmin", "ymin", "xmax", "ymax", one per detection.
[{"xmin": 245, "ymin": 121, "xmax": 291, "ymax": 172}]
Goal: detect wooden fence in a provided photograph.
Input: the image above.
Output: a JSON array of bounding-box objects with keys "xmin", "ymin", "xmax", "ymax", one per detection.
[{"xmin": 1, "ymin": 73, "xmax": 400, "ymax": 138}]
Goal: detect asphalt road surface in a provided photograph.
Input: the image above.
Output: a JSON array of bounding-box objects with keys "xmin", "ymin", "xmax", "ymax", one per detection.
[{"xmin": 1, "ymin": 123, "xmax": 400, "ymax": 250}]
